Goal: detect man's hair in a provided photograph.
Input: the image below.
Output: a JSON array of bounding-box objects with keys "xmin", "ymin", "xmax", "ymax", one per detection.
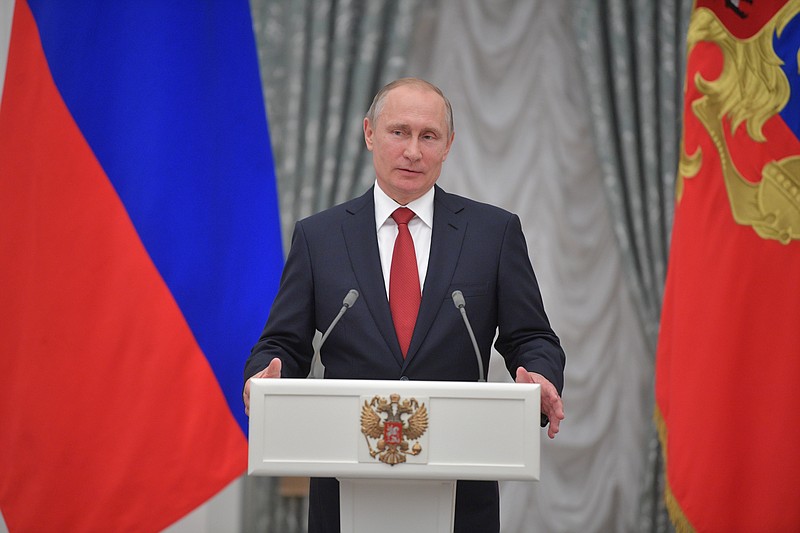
[{"xmin": 365, "ymin": 78, "xmax": 454, "ymax": 136}]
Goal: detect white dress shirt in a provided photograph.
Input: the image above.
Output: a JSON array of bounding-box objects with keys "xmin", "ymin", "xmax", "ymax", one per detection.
[{"xmin": 374, "ymin": 182, "xmax": 434, "ymax": 299}]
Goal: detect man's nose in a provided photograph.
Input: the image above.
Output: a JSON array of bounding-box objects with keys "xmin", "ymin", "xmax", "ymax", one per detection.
[{"xmin": 403, "ymin": 138, "xmax": 422, "ymax": 161}]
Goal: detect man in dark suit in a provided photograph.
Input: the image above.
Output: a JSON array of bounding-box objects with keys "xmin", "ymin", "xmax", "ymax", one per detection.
[{"xmin": 243, "ymin": 78, "xmax": 565, "ymax": 533}]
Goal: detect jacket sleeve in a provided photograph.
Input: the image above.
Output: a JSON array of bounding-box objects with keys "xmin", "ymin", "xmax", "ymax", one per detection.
[
  {"xmin": 244, "ymin": 221, "xmax": 316, "ymax": 383},
  {"xmin": 493, "ymin": 214, "xmax": 566, "ymax": 394}
]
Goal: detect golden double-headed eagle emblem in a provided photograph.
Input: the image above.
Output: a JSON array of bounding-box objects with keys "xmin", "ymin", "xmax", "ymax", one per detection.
[
  {"xmin": 360, "ymin": 393, "xmax": 428, "ymax": 465},
  {"xmin": 680, "ymin": 3, "xmax": 800, "ymax": 243}
]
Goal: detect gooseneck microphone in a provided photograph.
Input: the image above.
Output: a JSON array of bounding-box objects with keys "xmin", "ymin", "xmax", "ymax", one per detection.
[
  {"xmin": 319, "ymin": 289, "xmax": 359, "ymax": 348},
  {"xmin": 451, "ymin": 290, "xmax": 485, "ymax": 382}
]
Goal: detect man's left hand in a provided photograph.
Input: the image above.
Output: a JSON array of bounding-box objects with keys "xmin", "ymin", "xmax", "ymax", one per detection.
[{"xmin": 515, "ymin": 367, "xmax": 564, "ymax": 439}]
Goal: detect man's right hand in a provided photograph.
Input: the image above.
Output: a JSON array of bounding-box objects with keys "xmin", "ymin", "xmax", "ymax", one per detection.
[{"xmin": 243, "ymin": 357, "xmax": 282, "ymax": 416}]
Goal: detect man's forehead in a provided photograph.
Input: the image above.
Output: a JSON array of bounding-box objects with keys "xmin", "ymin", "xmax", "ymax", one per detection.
[
  {"xmin": 379, "ymin": 88, "xmax": 447, "ymax": 128},
  {"xmin": 384, "ymin": 85, "xmax": 444, "ymax": 109}
]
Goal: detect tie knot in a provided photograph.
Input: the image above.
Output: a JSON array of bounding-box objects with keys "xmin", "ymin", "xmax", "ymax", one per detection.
[{"xmin": 392, "ymin": 207, "xmax": 415, "ymax": 226}]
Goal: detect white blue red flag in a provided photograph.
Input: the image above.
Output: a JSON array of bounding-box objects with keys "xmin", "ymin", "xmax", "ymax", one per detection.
[{"xmin": 0, "ymin": 1, "xmax": 283, "ymax": 531}]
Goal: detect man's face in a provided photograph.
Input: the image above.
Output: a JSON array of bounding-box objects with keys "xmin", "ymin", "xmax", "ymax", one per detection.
[{"xmin": 364, "ymin": 85, "xmax": 454, "ymax": 205}]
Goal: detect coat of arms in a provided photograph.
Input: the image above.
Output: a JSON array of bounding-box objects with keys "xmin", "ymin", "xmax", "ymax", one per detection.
[{"xmin": 360, "ymin": 393, "xmax": 428, "ymax": 465}]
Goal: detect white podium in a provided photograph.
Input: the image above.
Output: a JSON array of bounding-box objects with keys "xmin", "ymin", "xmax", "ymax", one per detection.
[{"xmin": 248, "ymin": 379, "xmax": 540, "ymax": 533}]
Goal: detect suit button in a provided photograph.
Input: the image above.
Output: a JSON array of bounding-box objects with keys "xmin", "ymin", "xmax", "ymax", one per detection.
[{"xmin": 400, "ymin": 376, "xmax": 409, "ymax": 381}]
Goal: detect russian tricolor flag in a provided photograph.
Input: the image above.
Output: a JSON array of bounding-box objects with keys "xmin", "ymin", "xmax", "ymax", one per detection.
[{"xmin": 0, "ymin": 1, "xmax": 283, "ymax": 531}]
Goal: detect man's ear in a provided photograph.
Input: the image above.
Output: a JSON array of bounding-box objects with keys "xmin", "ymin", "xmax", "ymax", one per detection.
[{"xmin": 363, "ymin": 117, "xmax": 374, "ymax": 151}]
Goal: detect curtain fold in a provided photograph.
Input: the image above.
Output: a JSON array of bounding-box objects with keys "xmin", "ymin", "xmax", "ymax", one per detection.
[
  {"xmin": 572, "ymin": 0, "xmax": 692, "ymax": 351},
  {"xmin": 572, "ymin": 1, "xmax": 694, "ymax": 531}
]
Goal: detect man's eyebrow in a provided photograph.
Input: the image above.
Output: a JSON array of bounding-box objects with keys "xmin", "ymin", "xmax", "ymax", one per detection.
[
  {"xmin": 385, "ymin": 121, "xmax": 443, "ymax": 135},
  {"xmin": 384, "ymin": 122, "xmax": 409, "ymax": 130}
]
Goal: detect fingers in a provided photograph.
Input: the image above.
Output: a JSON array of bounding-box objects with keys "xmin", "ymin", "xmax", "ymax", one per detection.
[
  {"xmin": 547, "ymin": 416, "xmax": 560, "ymax": 439},
  {"xmin": 542, "ymin": 385, "xmax": 565, "ymax": 439},
  {"xmin": 545, "ymin": 397, "xmax": 565, "ymax": 439},
  {"xmin": 244, "ymin": 379, "xmax": 251, "ymax": 416},
  {"xmin": 516, "ymin": 367, "xmax": 565, "ymax": 439},
  {"xmin": 243, "ymin": 358, "xmax": 283, "ymax": 416},
  {"xmin": 264, "ymin": 357, "xmax": 282, "ymax": 378},
  {"xmin": 515, "ymin": 366, "xmax": 534, "ymax": 383}
]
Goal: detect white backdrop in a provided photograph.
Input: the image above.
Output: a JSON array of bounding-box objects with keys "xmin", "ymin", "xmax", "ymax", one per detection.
[
  {"xmin": 406, "ymin": 2, "xmax": 653, "ymax": 531},
  {"xmin": 0, "ymin": 1, "xmax": 658, "ymax": 531}
]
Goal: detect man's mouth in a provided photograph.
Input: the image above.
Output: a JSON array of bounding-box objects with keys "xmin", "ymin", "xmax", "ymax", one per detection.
[{"xmin": 398, "ymin": 168, "xmax": 422, "ymax": 175}]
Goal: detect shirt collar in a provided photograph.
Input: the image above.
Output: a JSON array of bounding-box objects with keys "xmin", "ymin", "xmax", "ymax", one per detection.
[{"xmin": 374, "ymin": 181, "xmax": 435, "ymax": 230}]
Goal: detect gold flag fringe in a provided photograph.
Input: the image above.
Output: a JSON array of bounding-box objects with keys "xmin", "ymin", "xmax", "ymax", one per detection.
[{"xmin": 654, "ymin": 406, "xmax": 697, "ymax": 533}]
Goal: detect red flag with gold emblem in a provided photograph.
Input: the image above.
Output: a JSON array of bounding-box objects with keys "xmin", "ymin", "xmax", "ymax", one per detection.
[{"xmin": 656, "ymin": 1, "xmax": 800, "ymax": 531}]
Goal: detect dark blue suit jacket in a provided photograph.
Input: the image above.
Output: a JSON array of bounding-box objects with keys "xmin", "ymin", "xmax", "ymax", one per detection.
[{"xmin": 245, "ymin": 185, "xmax": 565, "ymax": 532}]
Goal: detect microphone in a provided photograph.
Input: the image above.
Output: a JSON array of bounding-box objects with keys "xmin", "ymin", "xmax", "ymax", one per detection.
[
  {"xmin": 451, "ymin": 290, "xmax": 485, "ymax": 382},
  {"xmin": 319, "ymin": 289, "xmax": 359, "ymax": 348}
]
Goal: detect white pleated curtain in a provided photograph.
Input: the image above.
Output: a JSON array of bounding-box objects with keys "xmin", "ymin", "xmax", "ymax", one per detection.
[{"xmin": 248, "ymin": 0, "xmax": 690, "ymax": 531}]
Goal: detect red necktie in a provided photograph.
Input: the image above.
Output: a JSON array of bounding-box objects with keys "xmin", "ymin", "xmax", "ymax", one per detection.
[{"xmin": 389, "ymin": 207, "xmax": 421, "ymax": 358}]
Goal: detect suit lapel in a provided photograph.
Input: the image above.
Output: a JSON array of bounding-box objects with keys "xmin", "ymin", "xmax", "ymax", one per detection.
[
  {"xmin": 341, "ymin": 188, "xmax": 405, "ymax": 366},
  {"xmin": 403, "ymin": 186, "xmax": 466, "ymax": 367}
]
